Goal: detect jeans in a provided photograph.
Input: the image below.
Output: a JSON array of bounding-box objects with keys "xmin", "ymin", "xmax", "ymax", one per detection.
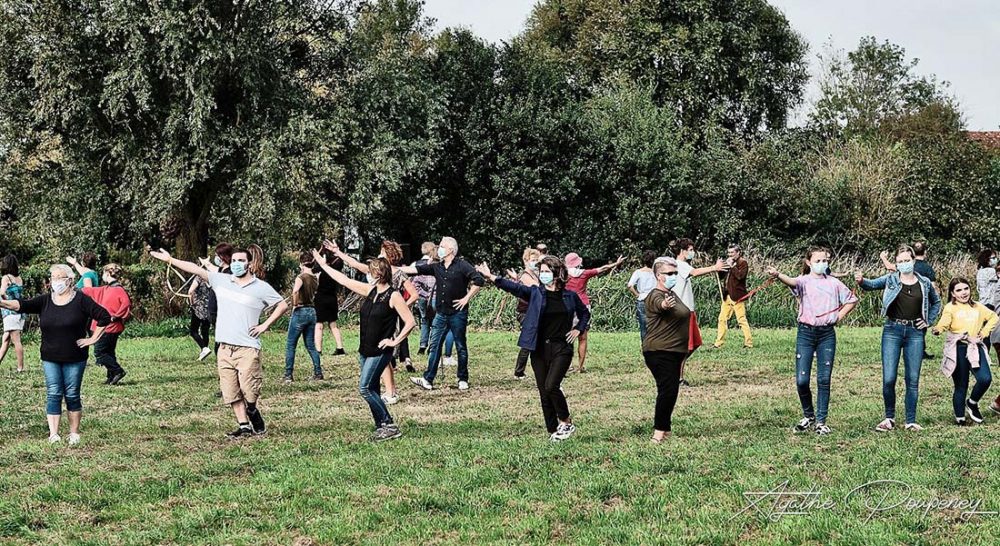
[
  {"xmin": 952, "ymin": 342, "xmax": 992, "ymax": 418},
  {"xmin": 531, "ymin": 340, "xmax": 574, "ymax": 433},
  {"xmin": 359, "ymin": 353, "xmax": 393, "ymax": 427},
  {"xmin": 643, "ymin": 350, "xmax": 685, "ymax": 432},
  {"xmin": 636, "ymin": 300, "xmax": 648, "ymax": 342},
  {"xmin": 425, "ymin": 309, "xmax": 469, "ymax": 384},
  {"xmin": 94, "ymin": 332, "xmax": 125, "ymax": 380},
  {"xmin": 880, "ymin": 321, "xmax": 924, "ymax": 423},
  {"xmin": 285, "ymin": 307, "xmax": 322, "ymax": 377},
  {"xmin": 190, "ymin": 312, "xmax": 211, "ymax": 349},
  {"xmin": 795, "ymin": 324, "xmax": 837, "ymax": 423},
  {"xmin": 514, "ymin": 312, "xmax": 530, "ymax": 376},
  {"xmin": 714, "ymin": 296, "xmax": 753, "ymax": 348},
  {"xmin": 417, "ymin": 297, "xmax": 432, "ymax": 349},
  {"xmin": 42, "ymin": 360, "xmax": 87, "ymax": 415}
]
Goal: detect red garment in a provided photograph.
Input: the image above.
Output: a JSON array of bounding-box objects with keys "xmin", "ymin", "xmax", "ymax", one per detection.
[
  {"xmin": 82, "ymin": 285, "xmax": 132, "ymax": 334},
  {"xmin": 565, "ymin": 269, "xmax": 599, "ymax": 306},
  {"xmin": 687, "ymin": 311, "xmax": 702, "ymax": 352}
]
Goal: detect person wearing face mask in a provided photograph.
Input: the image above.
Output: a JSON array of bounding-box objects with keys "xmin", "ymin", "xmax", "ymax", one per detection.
[
  {"xmin": 150, "ymin": 247, "xmax": 288, "ymax": 438},
  {"xmin": 0, "ymin": 264, "xmax": 112, "ymax": 445},
  {"xmin": 712, "ymin": 244, "xmax": 754, "ymax": 350},
  {"xmin": 856, "ymin": 246, "xmax": 941, "ymax": 432},
  {"xmin": 312, "ymin": 250, "xmax": 415, "ymax": 441},
  {"xmin": 398, "ymin": 237, "xmax": 485, "ymax": 391},
  {"xmin": 563, "ymin": 252, "xmax": 624, "ymax": 373},
  {"xmin": 506, "ymin": 247, "xmax": 542, "ymax": 379},
  {"xmin": 642, "ymin": 258, "xmax": 690, "ymax": 443},
  {"xmin": 933, "ymin": 278, "xmax": 998, "ymax": 425},
  {"xmin": 975, "ymin": 249, "xmax": 998, "ymax": 311},
  {"xmin": 67, "ymin": 252, "xmax": 100, "ymax": 289},
  {"xmin": 324, "ymin": 239, "xmax": 418, "ymax": 404},
  {"xmin": 81, "ymin": 264, "xmax": 133, "ymax": 386},
  {"xmin": 767, "ymin": 246, "xmax": 858, "ymax": 436},
  {"xmin": 477, "ymin": 256, "xmax": 589, "ymax": 441},
  {"xmin": 411, "ymin": 242, "xmax": 439, "ymax": 358},
  {"xmin": 627, "ymin": 251, "xmax": 658, "ymax": 343}
]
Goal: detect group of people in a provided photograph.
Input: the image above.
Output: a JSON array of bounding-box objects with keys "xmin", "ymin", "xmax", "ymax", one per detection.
[{"xmin": 6, "ymin": 236, "xmax": 1000, "ymax": 446}]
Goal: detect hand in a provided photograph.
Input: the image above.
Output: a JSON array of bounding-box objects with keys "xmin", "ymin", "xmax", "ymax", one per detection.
[
  {"xmin": 149, "ymin": 248, "xmax": 171, "ymax": 262},
  {"xmin": 915, "ymin": 319, "xmax": 928, "ymax": 330},
  {"xmin": 714, "ymin": 258, "xmax": 729, "ymax": 271},
  {"xmin": 566, "ymin": 329, "xmax": 581, "ymax": 343},
  {"xmin": 249, "ymin": 324, "xmax": 269, "ymax": 338},
  {"xmin": 854, "ymin": 270, "xmax": 863, "ymax": 284},
  {"xmin": 766, "ymin": 266, "xmax": 779, "ymax": 278},
  {"xmin": 614, "ymin": 255, "xmax": 625, "ymax": 267},
  {"xmin": 453, "ymin": 296, "xmax": 470, "ymax": 311},
  {"xmin": 198, "ymin": 257, "xmax": 211, "ymax": 268},
  {"xmin": 378, "ymin": 338, "xmax": 400, "ymax": 349},
  {"xmin": 475, "ymin": 262, "xmax": 493, "ymax": 280},
  {"xmin": 880, "ymin": 250, "xmax": 890, "ymax": 262},
  {"xmin": 322, "ymin": 239, "xmax": 340, "ymax": 253},
  {"xmin": 76, "ymin": 336, "xmax": 97, "ymax": 348},
  {"xmin": 661, "ymin": 292, "xmax": 677, "ymax": 309},
  {"xmin": 932, "ymin": 328, "xmax": 941, "ymax": 336},
  {"xmin": 970, "ymin": 335, "xmax": 982, "ymax": 345},
  {"xmin": 66, "ymin": 256, "xmax": 78, "ymax": 265},
  {"xmin": 311, "ymin": 248, "xmax": 327, "ymax": 266},
  {"xmin": 506, "ymin": 269, "xmax": 519, "ymax": 280}
]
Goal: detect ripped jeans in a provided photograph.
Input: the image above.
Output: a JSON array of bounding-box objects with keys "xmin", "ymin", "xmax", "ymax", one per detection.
[{"xmin": 795, "ymin": 323, "xmax": 837, "ymax": 423}]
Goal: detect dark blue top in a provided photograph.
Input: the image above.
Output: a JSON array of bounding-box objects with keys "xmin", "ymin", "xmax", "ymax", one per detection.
[
  {"xmin": 494, "ymin": 278, "xmax": 591, "ymax": 351},
  {"xmin": 914, "ymin": 259, "xmax": 936, "ymax": 282}
]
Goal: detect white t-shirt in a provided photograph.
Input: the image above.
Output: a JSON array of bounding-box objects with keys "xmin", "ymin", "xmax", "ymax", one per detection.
[
  {"xmin": 628, "ymin": 269, "xmax": 657, "ymax": 301},
  {"xmin": 674, "ymin": 260, "xmax": 696, "ymax": 310}
]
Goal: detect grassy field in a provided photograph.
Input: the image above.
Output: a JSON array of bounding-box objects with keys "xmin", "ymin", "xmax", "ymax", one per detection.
[{"xmin": 2, "ymin": 326, "xmax": 1000, "ymax": 545}]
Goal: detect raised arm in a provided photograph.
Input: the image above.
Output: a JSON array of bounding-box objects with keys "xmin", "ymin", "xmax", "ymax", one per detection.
[
  {"xmin": 335, "ymin": 248, "xmax": 370, "ymax": 274},
  {"xmin": 880, "ymin": 251, "xmax": 897, "ymax": 272},
  {"xmin": 595, "ymin": 256, "xmax": 625, "ymax": 275},
  {"xmin": 149, "ymin": 249, "xmax": 210, "ymax": 281},
  {"xmin": 311, "ymin": 249, "xmax": 371, "ymax": 297}
]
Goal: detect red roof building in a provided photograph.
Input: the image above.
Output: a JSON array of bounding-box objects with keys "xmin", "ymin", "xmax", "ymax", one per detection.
[{"xmin": 967, "ymin": 131, "xmax": 1000, "ymax": 150}]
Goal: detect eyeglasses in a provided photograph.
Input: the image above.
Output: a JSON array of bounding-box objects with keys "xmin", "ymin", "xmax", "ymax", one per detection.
[{"xmin": 660, "ymin": 272, "xmax": 678, "ymax": 276}]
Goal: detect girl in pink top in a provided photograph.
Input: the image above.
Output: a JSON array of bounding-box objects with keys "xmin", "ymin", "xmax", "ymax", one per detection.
[{"xmin": 564, "ymin": 252, "xmax": 624, "ymax": 373}]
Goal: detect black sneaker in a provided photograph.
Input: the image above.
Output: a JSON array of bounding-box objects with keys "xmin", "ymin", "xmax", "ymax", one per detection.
[
  {"xmin": 405, "ymin": 364, "xmax": 417, "ymax": 373},
  {"xmin": 312, "ymin": 373, "xmax": 325, "ymax": 381},
  {"xmin": 967, "ymin": 399, "xmax": 984, "ymax": 423},
  {"xmin": 247, "ymin": 408, "xmax": 266, "ymax": 435},
  {"xmin": 227, "ymin": 424, "xmax": 253, "ymax": 438},
  {"xmin": 109, "ymin": 370, "xmax": 127, "ymax": 385},
  {"xmin": 922, "ymin": 352, "xmax": 934, "ymax": 360},
  {"xmin": 793, "ymin": 417, "xmax": 815, "ymax": 433},
  {"xmin": 418, "ymin": 347, "xmax": 427, "ymax": 356},
  {"xmin": 334, "ymin": 348, "xmax": 346, "ymax": 356},
  {"xmin": 679, "ymin": 378, "xmax": 691, "ymax": 388}
]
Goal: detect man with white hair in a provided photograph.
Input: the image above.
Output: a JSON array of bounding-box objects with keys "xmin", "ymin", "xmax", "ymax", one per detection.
[{"xmin": 399, "ymin": 236, "xmax": 485, "ymax": 391}]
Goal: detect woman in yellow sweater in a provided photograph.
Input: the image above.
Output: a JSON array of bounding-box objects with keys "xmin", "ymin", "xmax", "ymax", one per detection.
[{"xmin": 932, "ymin": 277, "xmax": 999, "ymax": 424}]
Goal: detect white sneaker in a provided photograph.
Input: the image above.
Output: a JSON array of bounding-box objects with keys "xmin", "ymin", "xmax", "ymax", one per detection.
[
  {"xmin": 550, "ymin": 423, "xmax": 576, "ymax": 442},
  {"xmin": 381, "ymin": 393, "xmax": 399, "ymax": 405},
  {"xmin": 68, "ymin": 433, "xmax": 81, "ymax": 446},
  {"xmin": 48, "ymin": 434, "xmax": 62, "ymax": 444},
  {"xmin": 198, "ymin": 347, "xmax": 212, "ymax": 361},
  {"xmin": 445, "ymin": 356, "xmax": 457, "ymax": 367},
  {"xmin": 458, "ymin": 381, "xmax": 469, "ymax": 391},
  {"xmin": 410, "ymin": 377, "xmax": 433, "ymax": 390}
]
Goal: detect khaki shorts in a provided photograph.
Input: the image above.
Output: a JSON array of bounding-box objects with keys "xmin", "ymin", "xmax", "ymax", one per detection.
[{"xmin": 217, "ymin": 343, "xmax": 263, "ymax": 405}]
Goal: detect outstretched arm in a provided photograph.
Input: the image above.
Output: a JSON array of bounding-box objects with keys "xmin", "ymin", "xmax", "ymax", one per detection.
[
  {"xmin": 691, "ymin": 259, "xmax": 728, "ymax": 278},
  {"xmin": 767, "ymin": 267, "xmax": 797, "ymax": 288},
  {"xmin": 149, "ymin": 249, "xmax": 210, "ymax": 281},
  {"xmin": 595, "ymin": 256, "xmax": 625, "ymax": 275},
  {"xmin": 311, "ymin": 249, "xmax": 371, "ymax": 297}
]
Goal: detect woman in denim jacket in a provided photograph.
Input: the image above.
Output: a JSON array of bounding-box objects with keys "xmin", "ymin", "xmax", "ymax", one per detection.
[{"xmin": 856, "ymin": 245, "xmax": 942, "ymax": 432}]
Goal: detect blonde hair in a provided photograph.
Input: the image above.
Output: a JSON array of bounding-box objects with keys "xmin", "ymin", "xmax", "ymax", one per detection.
[
  {"xmin": 522, "ymin": 248, "xmax": 541, "ymax": 263},
  {"xmin": 102, "ymin": 263, "xmax": 124, "ymax": 281}
]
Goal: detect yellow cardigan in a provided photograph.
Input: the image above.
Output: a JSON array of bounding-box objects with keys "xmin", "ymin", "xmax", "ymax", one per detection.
[{"xmin": 932, "ymin": 302, "xmax": 999, "ymax": 339}]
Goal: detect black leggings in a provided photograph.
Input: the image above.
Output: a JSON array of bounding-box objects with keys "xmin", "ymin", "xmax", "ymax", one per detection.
[
  {"xmin": 95, "ymin": 332, "xmax": 124, "ymax": 378},
  {"xmin": 643, "ymin": 350, "xmax": 685, "ymax": 432},
  {"xmin": 189, "ymin": 312, "xmax": 211, "ymax": 349},
  {"xmin": 530, "ymin": 340, "xmax": 573, "ymax": 433},
  {"xmin": 514, "ymin": 312, "xmax": 530, "ymax": 376}
]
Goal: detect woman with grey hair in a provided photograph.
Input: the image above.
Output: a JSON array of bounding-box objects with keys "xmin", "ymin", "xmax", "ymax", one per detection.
[
  {"xmin": 642, "ymin": 257, "xmax": 691, "ymax": 443},
  {"xmin": 0, "ymin": 264, "xmax": 111, "ymax": 445}
]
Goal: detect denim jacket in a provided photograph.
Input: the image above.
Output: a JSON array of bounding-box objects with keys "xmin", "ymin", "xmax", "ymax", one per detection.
[
  {"xmin": 494, "ymin": 278, "xmax": 591, "ymax": 351},
  {"xmin": 859, "ymin": 272, "xmax": 941, "ymax": 324}
]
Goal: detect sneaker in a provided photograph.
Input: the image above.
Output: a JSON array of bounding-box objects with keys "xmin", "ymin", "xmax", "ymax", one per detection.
[
  {"xmin": 283, "ymin": 375, "xmax": 293, "ymax": 384},
  {"xmin": 373, "ymin": 424, "xmax": 402, "ymax": 442},
  {"xmin": 793, "ymin": 417, "xmax": 815, "ymax": 433},
  {"xmin": 710, "ymin": 344, "xmax": 723, "ymax": 350},
  {"xmin": 922, "ymin": 352, "xmax": 934, "ymax": 360},
  {"xmin": 967, "ymin": 399, "xmax": 984, "ymax": 423},
  {"xmin": 381, "ymin": 393, "xmax": 399, "ymax": 405},
  {"xmin": 513, "ymin": 374, "xmax": 526, "ymax": 380},
  {"xmin": 904, "ymin": 423, "xmax": 923, "ymax": 432},
  {"xmin": 312, "ymin": 373, "xmax": 325, "ymax": 381},
  {"xmin": 458, "ymin": 380, "xmax": 469, "ymax": 391},
  {"xmin": 814, "ymin": 423, "xmax": 831, "ymax": 435},
  {"xmin": 48, "ymin": 434, "xmax": 62, "ymax": 444},
  {"xmin": 247, "ymin": 409, "xmax": 266, "ymax": 435},
  {"xmin": 226, "ymin": 424, "xmax": 253, "ymax": 438},
  {"xmin": 334, "ymin": 348, "xmax": 346, "ymax": 356},
  {"xmin": 109, "ymin": 370, "xmax": 127, "ymax": 385},
  {"xmin": 418, "ymin": 347, "xmax": 427, "ymax": 356},
  {"xmin": 874, "ymin": 418, "xmax": 895, "ymax": 432},
  {"xmin": 550, "ymin": 423, "xmax": 576, "ymax": 442},
  {"xmin": 68, "ymin": 433, "xmax": 81, "ymax": 446},
  {"xmin": 404, "ymin": 358, "xmax": 415, "ymax": 373},
  {"xmin": 198, "ymin": 347, "xmax": 212, "ymax": 361},
  {"xmin": 956, "ymin": 417, "xmax": 967, "ymax": 426},
  {"xmin": 444, "ymin": 356, "xmax": 457, "ymax": 367},
  {"xmin": 679, "ymin": 378, "xmax": 691, "ymax": 388},
  {"xmin": 410, "ymin": 377, "xmax": 433, "ymax": 390}
]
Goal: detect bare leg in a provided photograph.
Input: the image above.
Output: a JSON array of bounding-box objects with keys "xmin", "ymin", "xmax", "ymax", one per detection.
[
  {"xmin": 67, "ymin": 410, "xmax": 82, "ymax": 435},
  {"xmin": 11, "ymin": 331, "xmax": 23, "ymax": 371},
  {"xmin": 331, "ymin": 321, "xmax": 344, "ymax": 350},
  {"xmin": 0, "ymin": 332, "xmax": 9, "ymax": 364},
  {"xmin": 577, "ymin": 331, "xmax": 588, "ymax": 372},
  {"xmin": 46, "ymin": 414, "xmax": 61, "ymax": 437},
  {"xmin": 314, "ymin": 322, "xmax": 325, "ymax": 353},
  {"xmin": 381, "ymin": 365, "xmax": 397, "ymax": 397},
  {"xmin": 231, "ymin": 400, "xmax": 248, "ymax": 423}
]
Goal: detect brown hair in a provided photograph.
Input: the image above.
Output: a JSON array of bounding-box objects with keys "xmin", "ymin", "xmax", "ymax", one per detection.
[
  {"xmin": 895, "ymin": 245, "xmax": 915, "ymax": 261},
  {"xmin": 801, "ymin": 246, "xmax": 829, "ymax": 275},
  {"xmin": 367, "ymin": 257, "xmax": 393, "ymax": 285},
  {"xmin": 80, "ymin": 251, "xmax": 98, "ymax": 269},
  {"xmin": 670, "ymin": 238, "xmax": 695, "ymax": 256},
  {"xmin": 298, "ymin": 251, "xmax": 315, "ymax": 266},
  {"xmin": 215, "ymin": 243, "xmax": 234, "ymax": 264},
  {"xmin": 977, "ymin": 249, "xmax": 995, "ymax": 269},
  {"xmin": 948, "ymin": 277, "xmax": 973, "ymax": 306},
  {"xmin": 912, "ymin": 241, "xmax": 927, "ymax": 257},
  {"xmin": 522, "ymin": 247, "xmax": 541, "ymax": 264},
  {"xmin": 381, "ymin": 240, "xmax": 404, "ymax": 267},
  {"xmin": 248, "ymin": 244, "xmax": 266, "ymax": 279},
  {"xmin": 538, "ymin": 255, "xmax": 568, "ymax": 289},
  {"xmin": 0, "ymin": 254, "xmax": 19, "ymax": 277},
  {"xmin": 102, "ymin": 263, "xmax": 124, "ymax": 281}
]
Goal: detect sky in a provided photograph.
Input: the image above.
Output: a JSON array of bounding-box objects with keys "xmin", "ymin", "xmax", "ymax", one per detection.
[{"xmin": 421, "ymin": 0, "xmax": 1000, "ymax": 130}]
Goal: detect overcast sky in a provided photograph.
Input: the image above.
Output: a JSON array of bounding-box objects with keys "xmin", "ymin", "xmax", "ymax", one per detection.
[{"xmin": 422, "ymin": 0, "xmax": 1000, "ymax": 130}]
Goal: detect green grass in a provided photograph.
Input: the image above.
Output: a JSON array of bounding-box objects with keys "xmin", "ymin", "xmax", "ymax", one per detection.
[{"xmin": 1, "ymin": 327, "xmax": 999, "ymax": 545}]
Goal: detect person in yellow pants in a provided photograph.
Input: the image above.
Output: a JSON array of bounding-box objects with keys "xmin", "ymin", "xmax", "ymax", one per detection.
[{"xmin": 713, "ymin": 244, "xmax": 753, "ymax": 349}]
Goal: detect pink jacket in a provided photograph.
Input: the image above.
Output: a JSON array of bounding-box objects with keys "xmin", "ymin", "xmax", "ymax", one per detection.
[{"xmin": 941, "ymin": 332, "xmax": 990, "ymax": 377}]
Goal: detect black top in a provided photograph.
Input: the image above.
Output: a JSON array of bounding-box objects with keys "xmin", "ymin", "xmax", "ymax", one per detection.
[
  {"xmin": 314, "ymin": 262, "xmax": 342, "ymax": 296},
  {"xmin": 539, "ymin": 289, "xmax": 572, "ymax": 345},
  {"xmin": 359, "ymin": 287, "xmax": 398, "ymax": 358},
  {"xmin": 888, "ymin": 281, "xmax": 923, "ymax": 321},
  {"xmin": 18, "ymin": 292, "xmax": 112, "ymax": 363},
  {"xmin": 414, "ymin": 258, "xmax": 485, "ymax": 315}
]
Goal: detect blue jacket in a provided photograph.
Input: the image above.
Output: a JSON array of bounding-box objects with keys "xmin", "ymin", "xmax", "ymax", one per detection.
[
  {"xmin": 494, "ymin": 277, "xmax": 591, "ymax": 351},
  {"xmin": 860, "ymin": 272, "xmax": 941, "ymax": 324}
]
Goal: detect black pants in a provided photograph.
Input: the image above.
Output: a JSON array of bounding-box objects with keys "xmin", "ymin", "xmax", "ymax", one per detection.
[
  {"xmin": 530, "ymin": 340, "xmax": 573, "ymax": 433},
  {"xmin": 95, "ymin": 332, "xmax": 125, "ymax": 379},
  {"xmin": 643, "ymin": 350, "xmax": 685, "ymax": 432},
  {"xmin": 189, "ymin": 312, "xmax": 211, "ymax": 349},
  {"xmin": 514, "ymin": 312, "xmax": 530, "ymax": 377}
]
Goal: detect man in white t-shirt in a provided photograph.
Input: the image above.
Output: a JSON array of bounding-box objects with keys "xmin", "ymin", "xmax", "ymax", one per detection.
[{"xmin": 628, "ymin": 251, "xmax": 659, "ymax": 342}]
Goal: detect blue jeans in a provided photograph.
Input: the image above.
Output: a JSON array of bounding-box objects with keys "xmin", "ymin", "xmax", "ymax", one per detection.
[
  {"xmin": 417, "ymin": 297, "xmax": 431, "ymax": 349},
  {"xmin": 795, "ymin": 324, "xmax": 836, "ymax": 423},
  {"xmin": 881, "ymin": 321, "xmax": 925, "ymax": 423},
  {"xmin": 952, "ymin": 343, "xmax": 993, "ymax": 418},
  {"xmin": 359, "ymin": 353, "xmax": 393, "ymax": 427},
  {"xmin": 42, "ymin": 360, "xmax": 87, "ymax": 415},
  {"xmin": 636, "ymin": 300, "xmax": 648, "ymax": 342},
  {"xmin": 444, "ymin": 331, "xmax": 454, "ymax": 357},
  {"xmin": 425, "ymin": 310, "xmax": 469, "ymax": 384},
  {"xmin": 285, "ymin": 307, "xmax": 322, "ymax": 377}
]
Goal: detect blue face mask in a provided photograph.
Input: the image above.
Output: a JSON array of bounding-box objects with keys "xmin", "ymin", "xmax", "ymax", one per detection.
[
  {"xmin": 231, "ymin": 261, "xmax": 248, "ymax": 277},
  {"xmin": 539, "ymin": 271, "xmax": 554, "ymax": 286},
  {"xmin": 810, "ymin": 262, "xmax": 828, "ymax": 275},
  {"xmin": 897, "ymin": 261, "xmax": 915, "ymax": 274},
  {"xmin": 663, "ymin": 274, "xmax": 678, "ymax": 289},
  {"xmin": 213, "ymin": 256, "xmax": 223, "ymax": 267},
  {"xmin": 991, "ymin": 257, "xmax": 998, "ymax": 267},
  {"xmin": 437, "ymin": 247, "xmax": 448, "ymax": 259}
]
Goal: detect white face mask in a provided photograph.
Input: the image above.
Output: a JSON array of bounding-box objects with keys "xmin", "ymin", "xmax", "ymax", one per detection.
[{"xmin": 52, "ymin": 280, "xmax": 69, "ymax": 295}]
